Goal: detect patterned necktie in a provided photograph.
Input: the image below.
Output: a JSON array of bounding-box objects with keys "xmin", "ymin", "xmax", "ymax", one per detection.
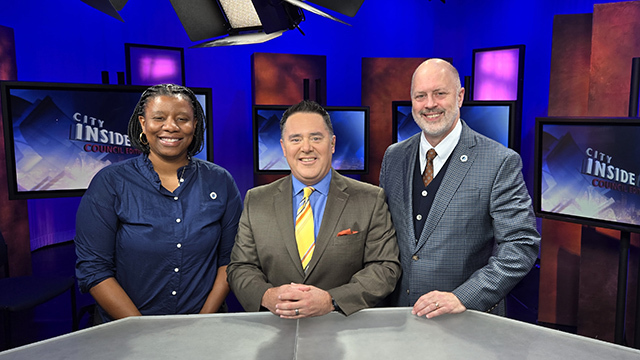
[
  {"xmin": 422, "ymin": 149, "xmax": 437, "ymax": 187},
  {"xmin": 296, "ymin": 186, "xmax": 315, "ymax": 270}
]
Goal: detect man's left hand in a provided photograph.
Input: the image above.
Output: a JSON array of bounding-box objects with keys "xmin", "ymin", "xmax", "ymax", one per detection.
[{"xmin": 412, "ymin": 290, "xmax": 466, "ymax": 319}]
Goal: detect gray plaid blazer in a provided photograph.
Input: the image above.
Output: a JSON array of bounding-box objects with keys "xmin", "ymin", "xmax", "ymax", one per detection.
[{"xmin": 379, "ymin": 120, "xmax": 540, "ymax": 314}]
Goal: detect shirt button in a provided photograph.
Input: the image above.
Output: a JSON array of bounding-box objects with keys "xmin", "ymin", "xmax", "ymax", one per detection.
[
  {"xmin": 412, "ymin": 255, "xmax": 419, "ymax": 261},
  {"xmin": 174, "ymin": 268, "xmax": 179, "ymax": 272},
  {"xmin": 174, "ymin": 196, "xmax": 179, "ymax": 201},
  {"xmin": 177, "ymin": 243, "xmax": 182, "ymax": 248},
  {"xmin": 176, "ymin": 218, "xmax": 181, "ymax": 223},
  {"xmin": 406, "ymin": 289, "xmax": 410, "ymax": 295},
  {"xmin": 416, "ymin": 214, "xmax": 422, "ymax": 221},
  {"xmin": 172, "ymin": 291, "xmax": 177, "ymax": 296},
  {"xmin": 421, "ymin": 190, "xmax": 428, "ymax": 197}
]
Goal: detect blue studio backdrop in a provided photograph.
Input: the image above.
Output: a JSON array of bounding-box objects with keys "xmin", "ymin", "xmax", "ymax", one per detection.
[{"xmin": 0, "ymin": 0, "xmax": 623, "ymax": 249}]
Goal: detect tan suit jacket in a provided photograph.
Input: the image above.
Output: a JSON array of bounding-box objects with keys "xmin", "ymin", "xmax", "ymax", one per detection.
[{"xmin": 227, "ymin": 170, "xmax": 401, "ymax": 316}]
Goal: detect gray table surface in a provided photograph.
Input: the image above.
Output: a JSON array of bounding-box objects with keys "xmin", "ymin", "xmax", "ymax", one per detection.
[{"xmin": 1, "ymin": 308, "xmax": 639, "ymax": 359}]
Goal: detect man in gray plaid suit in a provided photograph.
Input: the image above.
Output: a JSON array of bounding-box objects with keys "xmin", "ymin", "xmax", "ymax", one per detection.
[{"xmin": 380, "ymin": 58, "xmax": 540, "ymax": 318}]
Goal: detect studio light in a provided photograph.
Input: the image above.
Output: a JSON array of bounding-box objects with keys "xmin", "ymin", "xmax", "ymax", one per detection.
[
  {"xmin": 170, "ymin": 0, "xmax": 365, "ymax": 47},
  {"xmin": 80, "ymin": 0, "xmax": 367, "ymax": 46},
  {"xmin": 168, "ymin": 0, "xmax": 299, "ymax": 46}
]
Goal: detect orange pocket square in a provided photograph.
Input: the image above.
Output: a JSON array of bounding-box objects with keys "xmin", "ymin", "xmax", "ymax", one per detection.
[{"xmin": 337, "ymin": 228, "xmax": 358, "ymax": 236}]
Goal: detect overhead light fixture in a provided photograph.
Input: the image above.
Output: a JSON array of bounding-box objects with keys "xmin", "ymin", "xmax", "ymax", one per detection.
[
  {"xmin": 170, "ymin": 0, "xmax": 366, "ymax": 47},
  {"xmin": 168, "ymin": 0, "xmax": 300, "ymax": 46},
  {"xmin": 80, "ymin": 0, "xmax": 367, "ymax": 46}
]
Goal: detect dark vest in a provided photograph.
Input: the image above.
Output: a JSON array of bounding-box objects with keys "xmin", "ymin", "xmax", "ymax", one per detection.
[{"xmin": 412, "ymin": 149, "xmax": 452, "ymax": 240}]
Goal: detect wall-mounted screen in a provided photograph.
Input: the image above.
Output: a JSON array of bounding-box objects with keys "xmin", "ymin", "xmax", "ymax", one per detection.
[
  {"xmin": 534, "ymin": 117, "xmax": 640, "ymax": 233},
  {"xmin": 1, "ymin": 81, "xmax": 212, "ymax": 199},
  {"xmin": 253, "ymin": 105, "xmax": 369, "ymax": 174},
  {"xmin": 125, "ymin": 43, "xmax": 185, "ymax": 86},
  {"xmin": 392, "ymin": 100, "xmax": 520, "ymax": 151},
  {"xmin": 471, "ymin": 45, "xmax": 525, "ymax": 101}
]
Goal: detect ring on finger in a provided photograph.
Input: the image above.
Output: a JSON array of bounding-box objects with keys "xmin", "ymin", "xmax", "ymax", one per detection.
[
  {"xmin": 295, "ymin": 308, "xmax": 300, "ymax": 316},
  {"xmin": 435, "ymin": 302, "xmax": 440, "ymax": 309}
]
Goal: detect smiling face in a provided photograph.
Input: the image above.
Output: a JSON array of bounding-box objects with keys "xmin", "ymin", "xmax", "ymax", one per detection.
[
  {"xmin": 411, "ymin": 59, "xmax": 465, "ymax": 147},
  {"xmin": 280, "ymin": 112, "xmax": 336, "ymax": 186},
  {"xmin": 138, "ymin": 95, "xmax": 195, "ymax": 164}
]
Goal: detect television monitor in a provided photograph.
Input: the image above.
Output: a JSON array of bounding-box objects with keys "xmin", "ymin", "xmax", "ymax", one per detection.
[
  {"xmin": 392, "ymin": 100, "xmax": 520, "ymax": 151},
  {"xmin": 471, "ymin": 45, "xmax": 525, "ymax": 101},
  {"xmin": 1, "ymin": 81, "xmax": 213, "ymax": 199},
  {"xmin": 125, "ymin": 43, "xmax": 185, "ymax": 86},
  {"xmin": 534, "ymin": 117, "xmax": 640, "ymax": 234},
  {"xmin": 253, "ymin": 105, "xmax": 369, "ymax": 174}
]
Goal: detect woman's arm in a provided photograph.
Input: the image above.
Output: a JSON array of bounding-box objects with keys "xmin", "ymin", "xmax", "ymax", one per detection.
[
  {"xmin": 77, "ymin": 169, "xmax": 139, "ymax": 319},
  {"xmin": 90, "ymin": 277, "xmax": 142, "ymax": 319},
  {"xmin": 199, "ymin": 265, "xmax": 230, "ymax": 314}
]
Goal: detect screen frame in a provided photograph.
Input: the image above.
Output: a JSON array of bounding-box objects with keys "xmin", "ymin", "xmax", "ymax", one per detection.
[
  {"xmin": 534, "ymin": 116, "xmax": 640, "ymax": 234},
  {"xmin": 1, "ymin": 81, "xmax": 213, "ymax": 200},
  {"xmin": 124, "ymin": 43, "xmax": 186, "ymax": 86},
  {"xmin": 471, "ymin": 44, "xmax": 525, "ymax": 102},
  {"xmin": 391, "ymin": 100, "xmax": 412, "ymax": 145},
  {"xmin": 391, "ymin": 100, "xmax": 520, "ymax": 152},
  {"xmin": 252, "ymin": 104, "xmax": 370, "ymax": 175}
]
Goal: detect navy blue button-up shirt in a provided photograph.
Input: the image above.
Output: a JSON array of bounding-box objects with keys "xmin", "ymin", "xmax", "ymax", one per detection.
[{"xmin": 75, "ymin": 155, "xmax": 242, "ymax": 321}]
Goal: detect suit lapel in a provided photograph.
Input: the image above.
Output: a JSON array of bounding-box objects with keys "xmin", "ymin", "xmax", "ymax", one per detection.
[
  {"xmin": 418, "ymin": 122, "xmax": 477, "ymax": 249},
  {"xmin": 273, "ymin": 176, "xmax": 306, "ymax": 278},
  {"xmin": 304, "ymin": 170, "xmax": 348, "ymax": 279}
]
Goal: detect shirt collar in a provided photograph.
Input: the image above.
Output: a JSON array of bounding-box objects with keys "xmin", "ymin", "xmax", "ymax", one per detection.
[
  {"xmin": 138, "ymin": 154, "xmax": 196, "ymax": 191},
  {"xmin": 138, "ymin": 154, "xmax": 160, "ymax": 186},
  {"xmin": 419, "ymin": 119, "xmax": 462, "ymax": 166},
  {"xmin": 292, "ymin": 170, "xmax": 332, "ymax": 197}
]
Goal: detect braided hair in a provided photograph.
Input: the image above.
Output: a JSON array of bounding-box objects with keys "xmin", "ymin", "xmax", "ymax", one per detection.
[{"xmin": 128, "ymin": 84, "xmax": 206, "ymax": 156}]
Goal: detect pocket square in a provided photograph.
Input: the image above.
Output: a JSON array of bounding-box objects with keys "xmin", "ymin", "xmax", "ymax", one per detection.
[{"xmin": 337, "ymin": 228, "xmax": 358, "ymax": 236}]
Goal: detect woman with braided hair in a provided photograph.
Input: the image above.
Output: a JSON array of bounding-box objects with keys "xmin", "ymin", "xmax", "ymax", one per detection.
[{"xmin": 75, "ymin": 84, "xmax": 242, "ymax": 322}]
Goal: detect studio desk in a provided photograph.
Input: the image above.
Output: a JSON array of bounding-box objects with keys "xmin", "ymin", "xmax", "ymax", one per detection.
[{"xmin": 1, "ymin": 308, "xmax": 639, "ymax": 359}]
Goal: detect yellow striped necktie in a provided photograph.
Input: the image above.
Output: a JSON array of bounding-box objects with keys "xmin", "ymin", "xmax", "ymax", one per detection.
[{"xmin": 296, "ymin": 186, "xmax": 315, "ymax": 270}]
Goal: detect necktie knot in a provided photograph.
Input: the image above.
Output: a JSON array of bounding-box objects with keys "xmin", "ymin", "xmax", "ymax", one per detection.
[
  {"xmin": 303, "ymin": 186, "xmax": 314, "ymax": 199},
  {"xmin": 426, "ymin": 148, "xmax": 437, "ymax": 162}
]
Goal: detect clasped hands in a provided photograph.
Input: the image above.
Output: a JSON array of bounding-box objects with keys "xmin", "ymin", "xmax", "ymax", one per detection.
[
  {"xmin": 412, "ymin": 290, "xmax": 467, "ymax": 319},
  {"xmin": 261, "ymin": 283, "xmax": 333, "ymax": 319}
]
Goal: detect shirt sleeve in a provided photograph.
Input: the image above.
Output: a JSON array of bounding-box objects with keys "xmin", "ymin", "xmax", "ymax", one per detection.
[
  {"xmin": 226, "ymin": 188, "xmax": 274, "ymax": 312},
  {"xmin": 74, "ymin": 169, "xmax": 120, "ymax": 293},
  {"xmin": 215, "ymin": 170, "xmax": 243, "ymax": 267},
  {"xmin": 451, "ymin": 151, "xmax": 540, "ymax": 311}
]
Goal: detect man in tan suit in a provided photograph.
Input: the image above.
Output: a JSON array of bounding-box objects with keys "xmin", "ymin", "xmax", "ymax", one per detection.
[{"xmin": 227, "ymin": 100, "xmax": 400, "ymax": 318}]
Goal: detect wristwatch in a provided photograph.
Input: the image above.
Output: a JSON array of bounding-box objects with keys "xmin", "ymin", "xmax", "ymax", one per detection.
[{"xmin": 332, "ymin": 297, "xmax": 342, "ymax": 313}]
